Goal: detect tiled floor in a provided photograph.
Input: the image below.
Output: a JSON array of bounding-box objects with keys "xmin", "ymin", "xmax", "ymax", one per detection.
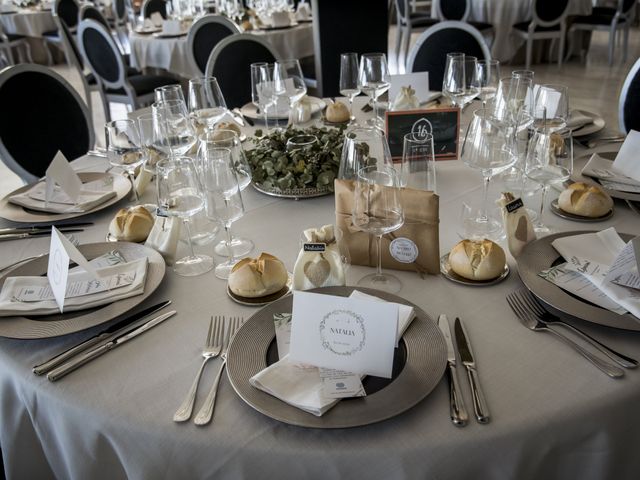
[{"xmin": 1, "ymin": 25, "xmax": 639, "ymax": 196}]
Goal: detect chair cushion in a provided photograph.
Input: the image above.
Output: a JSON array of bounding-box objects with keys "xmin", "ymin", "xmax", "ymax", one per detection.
[
  {"xmin": 571, "ymin": 11, "xmax": 624, "ymax": 26},
  {"xmin": 469, "ymin": 21, "xmax": 492, "ymax": 31},
  {"xmin": 410, "ymin": 16, "xmax": 439, "ymax": 28},
  {"xmin": 5, "ymin": 33, "xmax": 26, "ymax": 42},
  {"xmin": 86, "ymin": 66, "xmax": 139, "ymax": 85},
  {"xmin": 513, "ymin": 21, "xmax": 561, "ymax": 32},
  {"xmin": 105, "ymin": 74, "xmax": 178, "ymax": 96},
  {"xmin": 42, "ymin": 29, "xmax": 59, "ymax": 38}
]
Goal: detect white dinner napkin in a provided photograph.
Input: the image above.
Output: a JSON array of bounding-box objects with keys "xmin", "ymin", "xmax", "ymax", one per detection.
[
  {"xmin": 566, "ymin": 110, "xmax": 593, "ymax": 130},
  {"xmin": 552, "ymin": 228, "xmax": 640, "ymax": 320},
  {"xmin": 581, "ymin": 153, "xmax": 640, "ymax": 188},
  {"xmin": 0, "ymin": 258, "xmax": 148, "ymax": 317},
  {"xmin": 349, "ymin": 290, "xmax": 415, "ymax": 346},
  {"xmin": 9, "ymin": 178, "xmax": 116, "ymax": 214},
  {"xmin": 612, "ymin": 130, "xmax": 640, "ymax": 182},
  {"xmin": 270, "ymin": 11, "xmax": 291, "ymax": 27},
  {"xmin": 294, "ymin": 2, "xmax": 311, "ymax": 21}
]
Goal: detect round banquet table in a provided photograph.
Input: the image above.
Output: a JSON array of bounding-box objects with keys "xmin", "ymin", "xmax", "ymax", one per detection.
[
  {"xmin": 0, "ymin": 8, "xmax": 55, "ymax": 37},
  {"xmin": 1, "ymin": 98, "xmax": 640, "ymax": 479},
  {"xmin": 129, "ymin": 23, "xmax": 314, "ymax": 78}
]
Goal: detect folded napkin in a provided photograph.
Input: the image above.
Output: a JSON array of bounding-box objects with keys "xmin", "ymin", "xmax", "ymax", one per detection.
[
  {"xmin": 0, "ymin": 257, "xmax": 148, "ymax": 317},
  {"xmin": 581, "ymin": 153, "xmax": 640, "ymax": 188},
  {"xmin": 9, "ymin": 178, "xmax": 116, "ymax": 214},
  {"xmin": 270, "ymin": 11, "xmax": 292, "ymax": 27},
  {"xmin": 612, "ymin": 130, "xmax": 640, "ymax": 182},
  {"xmin": 294, "ymin": 2, "xmax": 311, "ymax": 21},
  {"xmin": 566, "ymin": 110, "xmax": 594, "ymax": 130},
  {"xmin": 349, "ymin": 290, "xmax": 415, "ymax": 346}
]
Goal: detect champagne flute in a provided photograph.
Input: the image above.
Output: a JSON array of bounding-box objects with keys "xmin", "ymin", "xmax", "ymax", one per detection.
[
  {"xmin": 442, "ymin": 53, "xmax": 480, "ymax": 109},
  {"xmin": 273, "ymin": 59, "xmax": 307, "ymax": 126},
  {"xmin": 339, "ymin": 52, "xmax": 360, "ymax": 123},
  {"xmin": 358, "ymin": 53, "xmax": 390, "ymax": 130},
  {"xmin": 105, "ymin": 119, "xmax": 146, "ymax": 203},
  {"xmin": 152, "ymin": 99, "xmax": 197, "ymax": 157},
  {"xmin": 188, "ymin": 76, "xmax": 228, "ymax": 132},
  {"xmin": 156, "ymin": 157, "xmax": 214, "ymax": 276},
  {"xmin": 476, "ymin": 59, "xmax": 500, "ymax": 108},
  {"xmin": 250, "ymin": 62, "xmax": 276, "ymax": 131},
  {"xmin": 352, "ymin": 165, "xmax": 404, "ymax": 293}
]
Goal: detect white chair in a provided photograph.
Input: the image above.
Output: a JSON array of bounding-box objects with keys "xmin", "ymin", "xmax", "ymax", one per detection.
[
  {"xmin": 186, "ymin": 15, "xmax": 241, "ymax": 76},
  {"xmin": 0, "ymin": 23, "xmax": 32, "ymax": 65},
  {"xmin": 618, "ymin": 56, "xmax": 640, "ymax": 134},
  {"xmin": 42, "ymin": 0, "xmax": 79, "ymax": 65},
  {"xmin": 433, "ymin": 0, "xmax": 493, "ymax": 40},
  {"xmin": 511, "ymin": 0, "xmax": 570, "ymax": 70},
  {"xmin": 395, "ymin": 0, "xmax": 438, "ymax": 72}
]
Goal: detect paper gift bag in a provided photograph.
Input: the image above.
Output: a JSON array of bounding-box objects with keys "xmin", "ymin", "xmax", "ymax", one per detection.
[{"xmin": 334, "ymin": 179, "xmax": 440, "ymax": 275}]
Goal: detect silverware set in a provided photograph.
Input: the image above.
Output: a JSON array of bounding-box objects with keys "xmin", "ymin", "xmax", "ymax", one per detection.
[
  {"xmin": 507, "ymin": 289, "xmax": 637, "ymax": 378},
  {"xmin": 0, "ymin": 221, "xmax": 91, "ymax": 243},
  {"xmin": 174, "ymin": 316, "xmax": 243, "ymax": 425}
]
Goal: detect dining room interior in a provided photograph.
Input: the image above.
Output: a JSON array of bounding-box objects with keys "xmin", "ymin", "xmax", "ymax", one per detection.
[{"xmin": 1, "ymin": 0, "xmax": 640, "ymax": 479}]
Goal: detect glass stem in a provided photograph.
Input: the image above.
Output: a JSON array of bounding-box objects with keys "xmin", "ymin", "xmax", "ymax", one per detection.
[
  {"xmin": 348, "ymin": 95, "xmax": 354, "ymax": 122},
  {"xmin": 128, "ymin": 172, "xmax": 139, "ymax": 203},
  {"xmin": 263, "ymin": 106, "xmax": 269, "ymax": 133},
  {"xmin": 537, "ymin": 185, "xmax": 549, "ymax": 227},
  {"xmin": 224, "ymin": 224, "xmax": 235, "ymax": 265},
  {"xmin": 183, "ymin": 218, "xmax": 197, "ymax": 258},
  {"xmin": 372, "ymin": 95, "xmax": 378, "ymax": 125},
  {"xmin": 481, "ymin": 174, "xmax": 491, "ymax": 222},
  {"xmin": 376, "ymin": 234, "xmax": 383, "ymax": 277}
]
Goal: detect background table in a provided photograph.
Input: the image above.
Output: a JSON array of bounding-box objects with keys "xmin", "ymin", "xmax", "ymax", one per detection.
[
  {"xmin": 0, "ymin": 8, "xmax": 57, "ymax": 64},
  {"xmin": 1, "ymin": 98, "xmax": 640, "ymax": 479}
]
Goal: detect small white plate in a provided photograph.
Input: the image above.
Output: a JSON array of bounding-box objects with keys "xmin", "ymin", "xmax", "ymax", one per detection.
[{"xmin": 440, "ymin": 253, "xmax": 509, "ymax": 287}]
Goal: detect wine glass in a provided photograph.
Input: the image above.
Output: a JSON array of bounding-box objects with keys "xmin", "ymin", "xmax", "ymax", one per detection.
[
  {"xmin": 152, "ymin": 99, "xmax": 197, "ymax": 157},
  {"xmin": 105, "ymin": 119, "xmax": 146, "ymax": 203},
  {"xmin": 442, "ymin": 53, "xmax": 480, "ymax": 109},
  {"xmin": 201, "ymin": 147, "xmax": 246, "ymax": 279},
  {"xmin": 156, "ymin": 157, "xmax": 214, "ymax": 276},
  {"xmin": 492, "ymin": 76, "xmax": 534, "ymax": 129},
  {"xmin": 462, "ymin": 109, "xmax": 517, "ymax": 240},
  {"xmin": 534, "ymin": 84, "xmax": 569, "ymax": 133},
  {"xmin": 352, "ymin": 165, "xmax": 404, "ymax": 293},
  {"xmin": 358, "ymin": 53, "xmax": 390, "ymax": 130},
  {"xmin": 476, "ymin": 59, "xmax": 500, "ymax": 108},
  {"xmin": 188, "ymin": 76, "xmax": 228, "ymax": 132},
  {"xmin": 338, "ymin": 127, "xmax": 394, "ymax": 181},
  {"xmin": 154, "ymin": 84, "xmax": 186, "ymax": 104},
  {"xmin": 199, "ymin": 129, "xmax": 254, "ymax": 257},
  {"xmin": 339, "ymin": 52, "xmax": 360, "ymax": 124},
  {"xmin": 273, "ymin": 59, "xmax": 307, "ymax": 126},
  {"xmin": 251, "ymin": 62, "xmax": 276, "ymax": 131},
  {"xmin": 401, "ymin": 132, "xmax": 436, "ymax": 191},
  {"xmin": 525, "ymin": 130, "xmax": 573, "ymax": 235}
]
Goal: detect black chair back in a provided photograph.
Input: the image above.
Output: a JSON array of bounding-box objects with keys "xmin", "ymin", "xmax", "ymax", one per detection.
[
  {"xmin": 534, "ymin": 0, "xmax": 569, "ymax": 24},
  {"xmin": 396, "ymin": 0, "xmax": 408, "ymax": 21},
  {"xmin": 622, "ymin": 0, "xmax": 635, "ymax": 14},
  {"xmin": 311, "ymin": 0, "xmax": 388, "ymax": 97},
  {"xmin": 78, "ymin": 20, "xmax": 124, "ymax": 88},
  {"xmin": 79, "ymin": 5, "xmax": 110, "ymax": 31},
  {"xmin": 187, "ymin": 15, "xmax": 240, "ymax": 76},
  {"xmin": 115, "ymin": 0, "xmax": 126, "ymax": 20},
  {"xmin": 407, "ymin": 21, "xmax": 491, "ymax": 91},
  {"xmin": 54, "ymin": 0, "xmax": 80, "ymax": 30},
  {"xmin": 619, "ymin": 57, "xmax": 640, "ymax": 134},
  {"xmin": 0, "ymin": 65, "xmax": 93, "ymax": 183},
  {"xmin": 142, "ymin": 0, "xmax": 167, "ymax": 19},
  {"xmin": 439, "ymin": 0, "xmax": 467, "ymax": 20},
  {"xmin": 56, "ymin": 15, "xmax": 84, "ymax": 70},
  {"xmin": 205, "ymin": 34, "xmax": 277, "ymax": 109}
]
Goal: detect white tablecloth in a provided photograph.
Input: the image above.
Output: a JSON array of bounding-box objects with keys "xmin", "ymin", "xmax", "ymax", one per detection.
[
  {"xmin": 129, "ymin": 24, "xmax": 314, "ymax": 78},
  {"xmin": 0, "ymin": 9, "xmax": 55, "ymax": 37},
  {"xmin": 1, "ymin": 98, "xmax": 640, "ymax": 479}
]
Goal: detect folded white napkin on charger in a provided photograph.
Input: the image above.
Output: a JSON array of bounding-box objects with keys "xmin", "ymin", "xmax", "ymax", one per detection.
[
  {"xmin": 566, "ymin": 110, "xmax": 593, "ymax": 130},
  {"xmin": 581, "ymin": 153, "xmax": 640, "ymax": 189}
]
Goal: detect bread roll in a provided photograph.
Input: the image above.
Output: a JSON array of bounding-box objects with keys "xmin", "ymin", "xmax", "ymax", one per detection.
[
  {"xmin": 228, "ymin": 253, "xmax": 288, "ymax": 298},
  {"xmin": 108, "ymin": 206, "xmax": 154, "ymax": 242},
  {"xmin": 558, "ymin": 182, "xmax": 613, "ymax": 218},
  {"xmin": 325, "ymin": 102, "xmax": 350, "ymax": 123},
  {"xmin": 215, "ymin": 122, "xmax": 242, "ymax": 137},
  {"xmin": 449, "ymin": 239, "xmax": 506, "ymax": 281}
]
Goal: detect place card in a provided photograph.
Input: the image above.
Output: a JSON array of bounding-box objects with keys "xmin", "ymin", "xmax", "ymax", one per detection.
[
  {"xmin": 385, "ymin": 108, "xmax": 460, "ymax": 161},
  {"xmin": 389, "ymin": 72, "xmax": 430, "ymax": 104},
  {"xmin": 613, "ymin": 130, "xmax": 640, "ymax": 182},
  {"xmin": 319, "ymin": 367, "xmax": 365, "ymax": 399},
  {"xmin": 289, "ymin": 291, "xmax": 398, "ymax": 378},
  {"xmin": 45, "ymin": 151, "xmax": 82, "ymax": 206}
]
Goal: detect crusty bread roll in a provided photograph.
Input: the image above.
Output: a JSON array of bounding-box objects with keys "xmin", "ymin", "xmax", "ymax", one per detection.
[
  {"xmin": 449, "ymin": 239, "xmax": 506, "ymax": 281},
  {"xmin": 215, "ymin": 122, "xmax": 242, "ymax": 137},
  {"xmin": 108, "ymin": 206, "xmax": 154, "ymax": 242},
  {"xmin": 325, "ymin": 102, "xmax": 350, "ymax": 123},
  {"xmin": 228, "ymin": 253, "xmax": 288, "ymax": 298},
  {"xmin": 557, "ymin": 182, "xmax": 613, "ymax": 218}
]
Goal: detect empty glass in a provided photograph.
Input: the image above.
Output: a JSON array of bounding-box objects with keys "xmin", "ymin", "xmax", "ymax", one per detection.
[
  {"xmin": 442, "ymin": 53, "xmax": 480, "ymax": 109},
  {"xmin": 401, "ymin": 132, "xmax": 436, "ymax": 191},
  {"xmin": 105, "ymin": 119, "xmax": 146, "ymax": 203},
  {"xmin": 534, "ymin": 84, "xmax": 569, "ymax": 133},
  {"xmin": 250, "ymin": 62, "xmax": 276, "ymax": 130},
  {"xmin": 358, "ymin": 53, "xmax": 390, "ymax": 129},
  {"xmin": 274, "ymin": 59, "xmax": 307, "ymax": 125},
  {"xmin": 492, "ymin": 76, "xmax": 534, "ymax": 129},
  {"xmin": 152, "ymin": 100, "xmax": 197, "ymax": 157},
  {"xmin": 188, "ymin": 76, "xmax": 228, "ymax": 132},
  {"xmin": 476, "ymin": 59, "xmax": 500, "ymax": 108},
  {"xmin": 154, "ymin": 84, "xmax": 186, "ymax": 104},
  {"xmin": 338, "ymin": 127, "xmax": 394, "ymax": 181},
  {"xmin": 339, "ymin": 52, "xmax": 360, "ymax": 123}
]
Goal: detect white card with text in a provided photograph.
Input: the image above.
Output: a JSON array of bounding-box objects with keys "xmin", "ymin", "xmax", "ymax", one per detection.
[
  {"xmin": 45, "ymin": 151, "xmax": 82, "ymax": 205},
  {"xmin": 47, "ymin": 227, "xmax": 99, "ymax": 312},
  {"xmin": 389, "ymin": 72, "xmax": 430, "ymax": 104},
  {"xmin": 288, "ymin": 291, "xmax": 398, "ymax": 378}
]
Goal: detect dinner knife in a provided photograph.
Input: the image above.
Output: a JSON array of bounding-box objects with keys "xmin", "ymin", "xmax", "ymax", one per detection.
[
  {"xmin": 33, "ymin": 300, "xmax": 172, "ymax": 376},
  {"xmin": 0, "ymin": 222, "xmax": 93, "ymax": 235},
  {"xmin": 47, "ymin": 310, "xmax": 176, "ymax": 381},
  {"xmin": 0, "ymin": 228, "xmax": 84, "ymax": 241},
  {"xmin": 454, "ymin": 317, "xmax": 490, "ymax": 424},
  {"xmin": 437, "ymin": 314, "xmax": 468, "ymax": 427}
]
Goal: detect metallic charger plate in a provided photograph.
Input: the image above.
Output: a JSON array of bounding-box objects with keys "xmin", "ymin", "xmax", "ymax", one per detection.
[
  {"xmin": 226, "ymin": 286, "xmax": 447, "ymax": 428},
  {"xmin": 516, "ymin": 231, "xmax": 640, "ymax": 331},
  {"xmin": 570, "ymin": 110, "xmax": 605, "ymax": 137},
  {"xmin": 550, "ymin": 199, "xmax": 613, "ymax": 222}
]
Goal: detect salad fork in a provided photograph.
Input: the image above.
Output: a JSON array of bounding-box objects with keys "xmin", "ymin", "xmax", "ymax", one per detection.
[
  {"xmin": 194, "ymin": 316, "xmax": 243, "ymax": 426},
  {"xmin": 515, "ymin": 289, "xmax": 637, "ymax": 369},
  {"xmin": 506, "ymin": 292, "xmax": 624, "ymax": 378},
  {"xmin": 173, "ymin": 316, "xmax": 224, "ymax": 422}
]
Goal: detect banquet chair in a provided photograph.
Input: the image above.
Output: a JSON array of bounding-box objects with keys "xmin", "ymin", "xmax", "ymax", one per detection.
[
  {"xmin": 433, "ymin": 0, "xmax": 493, "ymax": 40},
  {"xmin": 568, "ymin": 0, "xmax": 636, "ymax": 65},
  {"xmin": 395, "ymin": 0, "xmax": 438, "ymax": 72},
  {"xmin": 0, "ymin": 64, "xmax": 95, "ymax": 184},
  {"xmin": 406, "ymin": 21, "xmax": 491, "ymax": 91},
  {"xmin": 79, "ymin": 4, "xmax": 128, "ymax": 56},
  {"xmin": 113, "ymin": 0, "xmax": 133, "ymax": 54},
  {"xmin": 142, "ymin": 0, "xmax": 167, "ymax": 19},
  {"xmin": 77, "ymin": 19, "xmax": 178, "ymax": 121},
  {"xmin": 511, "ymin": 0, "xmax": 570, "ymax": 70},
  {"xmin": 618, "ymin": 56, "xmax": 640, "ymax": 134},
  {"xmin": 43, "ymin": 0, "xmax": 80, "ymax": 65},
  {"xmin": 0, "ymin": 23, "xmax": 32, "ymax": 65},
  {"xmin": 205, "ymin": 34, "xmax": 279, "ymax": 109},
  {"xmin": 186, "ymin": 14, "xmax": 241, "ymax": 76}
]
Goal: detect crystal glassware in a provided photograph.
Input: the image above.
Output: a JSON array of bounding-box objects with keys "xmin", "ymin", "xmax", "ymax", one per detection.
[
  {"xmin": 152, "ymin": 99, "xmax": 197, "ymax": 157},
  {"xmin": 338, "ymin": 127, "xmax": 394, "ymax": 181},
  {"xmin": 442, "ymin": 53, "xmax": 480, "ymax": 109},
  {"xmin": 188, "ymin": 76, "xmax": 228, "ymax": 132},
  {"xmin": 105, "ymin": 119, "xmax": 146, "ymax": 203},
  {"xmin": 358, "ymin": 53, "xmax": 390, "ymax": 130},
  {"xmin": 250, "ymin": 62, "xmax": 276, "ymax": 131},
  {"xmin": 534, "ymin": 84, "xmax": 569, "ymax": 133},
  {"xmin": 339, "ymin": 52, "xmax": 360, "ymax": 123},
  {"xmin": 273, "ymin": 59, "xmax": 307, "ymax": 126},
  {"xmin": 401, "ymin": 132, "xmax": 436, "ymax": 191},
  {"xmin": 476, "ymin": 59, "xmax": 501, "ymax": 108},
  {"xmin": 154, "ymin": 84, "xmax": 186, "ymax": 104}
]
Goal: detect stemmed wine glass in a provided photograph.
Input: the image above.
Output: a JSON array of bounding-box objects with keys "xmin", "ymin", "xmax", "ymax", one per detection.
[
  {"xmin": 201, "ymin": 147, "xmax": 246, "ymax": 279},
  {"xmin": 188, "ymin": 76, "xmax": 228, "ymax": 132},
  {"xmin": 152, "ymin": 99, "xmax": 197, "ymax": 157},
  {"xmin": 155, "ymin": 84, "xmax": 186, "ymax": 104},
  {"xmin": 442, "ymin": 53, "xmax": 480, "ymax": 109},
  {"xmin": 358, "ymin": 53, "xmax": 390, "ymax": 130},
  {"xmin": 156, "ymin": 157, "xmax": 214, "ymax": 276},
  {"xmin": 476, "ymin": 59, "xmax": 500, "ymax": 108},
  {"xmin": 534, "ymin": 84, "xmax": 569, "ymax": 132},
  {"xmin": 105, "ymin": 119, "xmax": 146, "ymax": 203},
  {"xmin": 273, "ymin": 59, "xmax": 307, "ymax": 126},
  {"xmin": 251, "ymin": 62, "xmax": 276, "ymax": 131},
  {"xmin": 338, "ymin": 127, "xmax": 394, "ymax": 180},
  {"xmin": 339, "ymin": 52, "xmax": 360, "ymax": 124},
  {"xmin": 401, "ymin": 132, "xmax": 436, "ymax": 191},
  {"xmin": 352, "ymin": 165, "xmax": 404, "ymax": 293}
]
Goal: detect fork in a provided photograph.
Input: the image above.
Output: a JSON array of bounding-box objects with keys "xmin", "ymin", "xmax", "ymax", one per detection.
[
  {"xmin": 506, "ymin": 292, "xmax": 624, "ymax": 378},
  {"xmin": 173, "ymin": 316, "xmax": 224, "ymax": 422},
  {"xmin": 515, "ymin": 289, "xmax": 637, "ymax": 369},
  {"xmin": 194, "ymin": 316, "xmax": 243, "ymax": 426}
]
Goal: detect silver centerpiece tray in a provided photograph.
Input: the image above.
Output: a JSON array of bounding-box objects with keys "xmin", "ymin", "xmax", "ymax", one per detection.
[
  {"xmin": 226, "ymin": 286, "xmax": 447, "ymax": 429},
  {"xmin": 251, "ymin": 182, "xmax": 332, "ymax": 200},
  {"xmin": 516, "ymin": 231, "xmax": 640, "ymax": 331}
]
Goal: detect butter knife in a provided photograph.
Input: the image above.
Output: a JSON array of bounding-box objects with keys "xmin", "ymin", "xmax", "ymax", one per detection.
[
  {"xmin": 437, "ymin": 314, "xmax": 468, "ymax": 427},
  {"xmin": 47, "ymin": 310, "xmax": 176, "ymax": 381},
  {"xmin": 33, "ymin": 300, "xmax": 172, "ymax": 375},
  {"xmin": 454, "ymin": 317, "xmax": 490, "ymax": 424}
]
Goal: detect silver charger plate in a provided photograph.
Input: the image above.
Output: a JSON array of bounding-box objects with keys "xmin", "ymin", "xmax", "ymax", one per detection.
[
  {"xmin": 227, "ymin": 273, "xmax": 293, "ymax": 307},
  {"xmin": 226, "ymin": 286, "xmax": 447, "ymax": 429},
  {"xmin": 516, "ymin": 231, "xmax": 640, "ymax": 331},
  {"xmin": 570, "ymin": 110, "xmax": 605, "ymax": 138},
  {"xmin": 0, "ymin": 242, "xmax": 165, "ymax": 339},
  {"xmin": 0, "ymin": 172, "xmax": 131, "ymax": 223},
  {"xmin": 251, "ymin": 182, "xmax": 332, "ymax": 200},
  {"xmin": 440, "ymin": 253, "xmax": 509, "ymax": 286},
  {"xmin": 573, "ymin": 151, "xmax": 640, "ymax": 202},
  {"xmin": 549, "ymin": 199, "xmax": 613, "ymax": 222},
  {"xmin": 240, "ymin": 96, "xmax": 326, "ymax": 120}
]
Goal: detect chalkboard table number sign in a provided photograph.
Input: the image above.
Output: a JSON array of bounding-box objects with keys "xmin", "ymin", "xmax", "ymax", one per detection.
[{"xmin": 385, "ymin": 108, "xmax": 461, "ymax": 161}]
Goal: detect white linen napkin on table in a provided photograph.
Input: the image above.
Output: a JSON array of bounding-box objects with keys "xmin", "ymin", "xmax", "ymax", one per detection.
[
  {"xmin": 566, "ymin": 110, "xmax": 593, "ymax": 130},
  {"xmin": 581, "ymin": 153, "xmax": 640, "ymax": 188}
]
